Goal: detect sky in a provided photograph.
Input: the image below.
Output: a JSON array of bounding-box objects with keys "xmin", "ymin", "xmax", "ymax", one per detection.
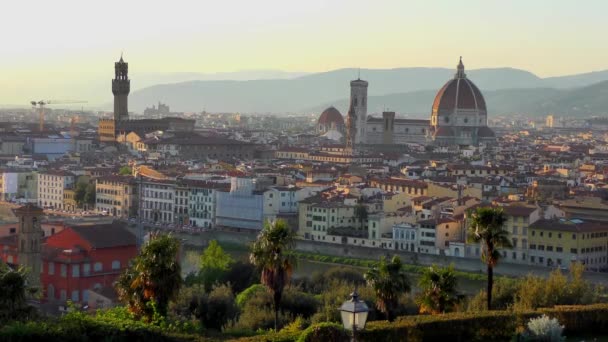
[{"xmin": 1, "ymin": 0, "xmax": 608, "ymax": 104}]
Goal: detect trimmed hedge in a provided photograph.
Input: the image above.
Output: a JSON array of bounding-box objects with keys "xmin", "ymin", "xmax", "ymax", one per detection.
[
  {"xmin": 357, "ymin": 304, "xmax": 608, "ymax": 342},
  {"xmin": 297, "ymin": 322, "xmax": 348, "ymax": 342}
]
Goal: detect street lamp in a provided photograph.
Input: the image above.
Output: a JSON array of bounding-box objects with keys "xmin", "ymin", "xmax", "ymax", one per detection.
[{"xmin": 339, "ymin": 289, "xmax": 369, "ymax": 342}]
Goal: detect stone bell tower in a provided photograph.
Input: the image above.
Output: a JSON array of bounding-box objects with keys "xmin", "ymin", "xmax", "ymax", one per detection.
[
  {"xmin": 13, "ymin": 203, "xmax": 44, "ymax": 289},
  {"xmin": 112, "ymin": 54, "xmax": 130, "ymax": 122},
  {"xmin": 350, "ymin": 76, "xmax": 368, "ymax": 144}
]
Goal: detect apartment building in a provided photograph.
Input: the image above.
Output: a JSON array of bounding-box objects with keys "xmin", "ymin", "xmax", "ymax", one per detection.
[
  {"xmin": 95, "ymin": 175, "xmax": 137, "ymax": 218},
  {"xmin": 186, "ymin": 180, "xmax": 230, "ymax": 228},
  {"xmin": 141, "ymin": 179, "xmax": 176, "ymax": 224},
  {"xmin": 528, "ymin": 218, "xmax": 608, "ymax": 271},
  {"xmin": 37, "ymin": 171, "xmax": 75, "ymax": 209}
]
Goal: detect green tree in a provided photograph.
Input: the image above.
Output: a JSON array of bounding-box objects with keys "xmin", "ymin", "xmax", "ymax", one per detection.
[
  {"xmin": 417, "ymin": 264, "xmax": 461, "ymax": 314},
  {"xmin": 84, "ymin": 183, "xmax": 96, "ymax": 207},
  {"xmin": 364, "ymin": 255, "xmax": 411, "ymax": 321},
  {"xmin": 249, "ymin": 219, "xmax": 296, "ymax": 331},
  {"xmin": 0, "ymin": 265, "xmax": 37, "ymax": 321},
  {"xmin": 119, "ymin": 166, "xmax": 132, "ymax": 175},
  {"xmin": 197, "ymin": 240, "xmax": 234, "ymax": 291},
  {"xmin": 354, "ymin": 203, "xmax": 368, "ymax": 229},
  {"xmin": 467, "ymin": 207, "xmax": 512, "ymax": 310},
  {"xmin": 74, "ymin": 182, "xmax": 88, "ymax": 207},
  {"xmin": 116, "ymin": 233, "xmax": 182, "ymax": 321}
]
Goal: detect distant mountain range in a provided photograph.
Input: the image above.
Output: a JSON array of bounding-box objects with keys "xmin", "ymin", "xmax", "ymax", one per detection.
[
  {"xmin": 308, "ymin": 81, "xmax": 608, "ymax": 118},
  {"xmin": 125, "ymin": 67, "xmax": 608, "ymax": 116}
]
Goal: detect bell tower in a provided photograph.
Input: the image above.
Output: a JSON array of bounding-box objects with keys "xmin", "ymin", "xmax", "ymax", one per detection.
[
  {"xmin": 112, "ymin": 54, "xmax": 130, "ymax": 122},
  {"xmin": 13, "ymin": 204, "xmax": 44, "ymax": 290},
  {"xmin": 350, "ymin": 76, "xmax": 368, "ymax": 144}
]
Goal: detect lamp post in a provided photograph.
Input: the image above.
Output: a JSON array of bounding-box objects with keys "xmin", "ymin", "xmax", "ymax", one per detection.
[{"xmin": 339, "ymin": 289, "xmax": 369, "ymax": 342}]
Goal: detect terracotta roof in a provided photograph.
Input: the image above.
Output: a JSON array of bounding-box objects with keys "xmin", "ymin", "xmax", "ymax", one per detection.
[
  {"xmin": 432, "ymin": 60, "xmax": 486, "ymax": 114},
  {"xmin": 69, "ymin": 223, "xmax": 136, "ymax": 249},
  {"xmin": 317, "ymin": 107, "xmax": 344, "ymax": 125}
]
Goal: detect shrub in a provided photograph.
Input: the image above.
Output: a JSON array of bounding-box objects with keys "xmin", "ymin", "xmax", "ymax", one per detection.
[
  {"xmin": 200, "ymin": 284, "xmax": 239, "ymax": 331},
  {"xmin": 236, "ymin": 284, "xmax": 267, "ymax": 308},
  {"xmin": 297, "ymin": 322, "xmax": 349, "ymax": 342},
  {"xmin": 522, "ymin": 315, "xmax": 565, "ymax": 342}
]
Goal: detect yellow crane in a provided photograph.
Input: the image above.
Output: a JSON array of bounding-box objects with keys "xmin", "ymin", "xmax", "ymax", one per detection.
[{"xmin": 30, "ymin": 100, "xmax": 88, "ymax": 132}]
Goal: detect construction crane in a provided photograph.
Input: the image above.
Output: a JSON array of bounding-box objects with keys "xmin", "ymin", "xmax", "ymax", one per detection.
[{"xmin": 30, "ymin": 100, "xmax": 88, "ymax": 132}]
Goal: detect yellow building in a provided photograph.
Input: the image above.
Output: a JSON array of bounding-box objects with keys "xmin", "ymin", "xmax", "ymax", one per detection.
[
  {"xmin": 528, "ymin": 218, "xmax": 608, "ymax": 271},
  {"xmin": 63, "ymin": 189, "xmax": 77, "ymax": 212},
  {"xmin": 298, "ymin": 195, "xmax": 358, "ymax": 241},
  {"xmin": 500, "ymin": 205, "xmax": 540, "ymax": 264},
  {"xmin": 95, "ymin": 175, "xmax": 137, "ymax": 218}
]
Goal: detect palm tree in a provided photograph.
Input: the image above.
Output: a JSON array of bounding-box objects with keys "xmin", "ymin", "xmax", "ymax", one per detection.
[
  {"xmin": 249, "ymin": 219, "xmax": 296, "ymax": 331},
  {"xmin": 0, "ymin": 265, "xmax": 35, "ymax": 320},
  {"xmin": 116, "ymin": 233, "xmax": 182, "ymax": 320},
  {"xmin": 417, "ymin": 264, "xmax": 461, "ymax": 314},
  {"xmin": 364, "ymin": 255, "xmax": 410, "ymax": 321},
  {"xmin": 467, "ymin": 207, "xmax": 512, "ymax": 310}
]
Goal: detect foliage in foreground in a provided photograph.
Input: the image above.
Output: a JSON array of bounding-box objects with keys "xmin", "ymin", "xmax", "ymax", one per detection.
[
  {"xmin": 523, "ymin": 314, "xmax": 565, "ymax": 342},
  {"xmin": 416, "ymin": 264, "xmax": 462, "ymax": 314},
  {"xmin": 249, "ymin": 219, "xmax": 296, "ymax": 331},
  {"xmin": 116, "ymin": 233, "xmax": 182, "ymax": 321},
  {"xmin": 364, "ymin": 256, "xmax": 411, "ymax": 321}
]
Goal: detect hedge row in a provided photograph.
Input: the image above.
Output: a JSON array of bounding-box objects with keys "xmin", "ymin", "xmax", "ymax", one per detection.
[
  {"xmin": 358, "ymin": 303, "xmax": 608, "ymax": 342},
  {"xmin": 236, "ymin": 303, "xmax": 608, "ymax": 342},
  {"xmin": 0, "ymin": 317, "xmax": 214, "ymax": 342}
]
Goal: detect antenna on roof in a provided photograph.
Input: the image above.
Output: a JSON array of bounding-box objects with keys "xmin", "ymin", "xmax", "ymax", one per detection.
[{"xmin": 357, "ymin": 68, "xmax": 361, "ymax": 80}]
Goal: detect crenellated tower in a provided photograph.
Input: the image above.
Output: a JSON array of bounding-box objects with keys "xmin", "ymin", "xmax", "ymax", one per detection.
[{"xmin": 112, "ymin": 55, "xmax": 130, "ymax": 122}]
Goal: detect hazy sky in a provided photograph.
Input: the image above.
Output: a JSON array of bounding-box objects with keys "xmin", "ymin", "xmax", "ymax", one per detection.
[{"xmin": 2, "ymin": 0, "xmax": 608, "ymax": 104}]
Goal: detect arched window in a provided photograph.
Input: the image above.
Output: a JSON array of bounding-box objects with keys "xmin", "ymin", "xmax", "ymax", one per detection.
[
  {"xmin": 111, "ymin": 260, "xmax": 121, "ymax": 270},
  {"xmin": 94, "ymin": 262, "xmax": 102, "ymax": 272}
]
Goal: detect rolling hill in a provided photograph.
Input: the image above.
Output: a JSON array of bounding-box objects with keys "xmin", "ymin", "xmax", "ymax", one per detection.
[{"xmin": 120, "ymin": 67, "xmax": 608, "ymax": 116}]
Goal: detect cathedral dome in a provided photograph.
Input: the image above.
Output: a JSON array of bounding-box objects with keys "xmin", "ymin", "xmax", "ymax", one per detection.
[
  {"xmin": 432, "ymin": 58, "xmax": 486, "ymax": 116},
  {"xmin": 318, "ymin": 107, "xmax": 344, "ymax": 126}
]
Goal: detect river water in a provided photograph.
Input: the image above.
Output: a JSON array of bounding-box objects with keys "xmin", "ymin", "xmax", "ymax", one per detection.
[{"xmin": 182, "ymin": 246, "xmax": 485, "ymax": 295}]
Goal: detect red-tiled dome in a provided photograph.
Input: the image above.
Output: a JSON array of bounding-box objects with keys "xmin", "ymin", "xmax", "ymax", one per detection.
[
  {"xmin": 432, "ymin": 59, "xmax": 486, "ymax": 115},
  {"xmin": 318, "ymin": 107, "xmax": 344, "ymax": 126}
]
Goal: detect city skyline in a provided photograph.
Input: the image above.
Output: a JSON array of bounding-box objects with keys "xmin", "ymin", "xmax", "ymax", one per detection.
[{"xmin": 3, "ymin": 0, "xmax": 608, "ymax": 105}]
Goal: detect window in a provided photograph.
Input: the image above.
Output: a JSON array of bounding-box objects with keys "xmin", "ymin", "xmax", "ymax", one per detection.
[
  {"xmin": 71, "ymin": 290, "xmax": 79, "ymax": 302},
  {"xmin": 94, "ymin": 262, "xmax": 103, "ymax": 272},
  {"xmin": 72, "ymin": 265, "xmax": 80, "ymax": 278},
  {"xmin": 111, "ymin": 260, "xmax": 121, "ymax": 270},
  {"xmin": 570, "ymin": 248, "xmax": 578, "ymax": 254},
  {"xmin": 60, "ymin": 264, "xmax": 67, "ymax": 278},
  {"xmin": 60, "ymin": 290, "xmax": 67, "ymax": 301},
  {"xmin": 48, "ymin": 262, "xmax": 55, "ymax": 275}
]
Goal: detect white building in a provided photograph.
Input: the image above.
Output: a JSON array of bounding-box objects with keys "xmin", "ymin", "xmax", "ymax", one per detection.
[
  {"xmin": 216, "ymin": 177, "xmax": 264, "ymax": 230},
  {"xmin": 392, "ymin": 223, "xmax": 418, "ymax": 252},
  {"xmin": 37, "ymin": 171, "xmax": 75, "ymax": 209},
  {"xmin": 187, "ymin": 181, "xmax": 229, "ymax": 228},
  {"xmin": 141, "ymin": 179, "xmax": 175, "ymax": 224}
]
